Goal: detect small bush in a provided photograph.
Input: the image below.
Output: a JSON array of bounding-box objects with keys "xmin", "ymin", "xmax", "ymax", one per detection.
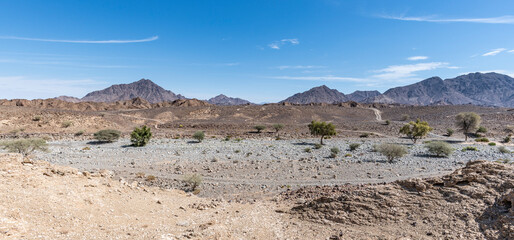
[
  {"xmin": 425, "ymin": 141, "xmax": 454, "ymax": 157},
  {"xmin": 344, "ymin": 153, "xmax": 352, "ymax": 157},
  {"xmin": 475, "ymin": 137, "xmax": 489, "ymax": 142},
  {"xmin": 488, "ymin": 142, "xmax": 496, "ymax": 146},
  {"xmin": 314, "ymin": 143, "xmax": 322, "ymax": 149},
  {"xmin": 61, "ymin": 121, "xmax": 72, "ymax": 128},
  {"xmin": 498, "ymin": 146, "xmax": 510, "ymax": 154},
  {"xmin": 75, "ymin": 130, "xmax": 85, "ymax": 136},
  {"xmin": 272, "ymin": 124, "xmax": 284, "ymax": 133},
  {"xmin": 234, "ymin": 149, "xmax": 240, "ymax": 153},
  {"xmin": 82, "ymin": 146, "xmax": 91, "ymax": 151},
  {"xmin": 184, "ymin": 174, "xmax": 202, "ymax": 191},
  {"xmin": 370, "ymin": 144, "xmax": 379, "ymax": 152},
  {"xmin": 32, "ymin": 116, "xmax": 42, "ymax": 121},
  {"xmin": 349, "ymin": 143, "xmax": 360, "ymax": 151},
  {"xmin": 329, "ymin": 152, "xmax": 338, "ymax": 158},
  {"xmin": 94, "ymin": 129, "xmax": 121, "ymax": 143},
  {"xmin": 146, "ymin": 175, "xmax": 156, "ymax": 181},
  {"xmin": 384, "ymin": 120, "xmax": 390, "ymax": 125},
  {"xmin": 359, "ymin": 133, "xmax": 370, "ymax": 138},
  {"xmin": 0, "ymin": 138, "xmax": 48, "ymax": 156},
  {"xmin": 254, "ymin": 125, "xmax": 266, "ymax": 133},
  {"xmin": 331, "ymin": 147, "xmax": 340, "ymax": 155},
  {"xmin": 193, "ymin": 131, "xmax": 205, "ymax": 142},
  {"xmin": 377, "ymin": 143, "xmax": 408, "ymax": 163},
  {"xmin": 401, "ymin": 114, "xmax": 410, "ymax": 121},
  {"xmin": 446, "ymin": 129, "xmax": 454, "ymax": 137},
  {"xmin": 130, "ymin": 126, "xmax": 152, "ymax": 147},
  {"xmin": 476, "ymin": 126, "xmax": 487, "ymax": 134},
  {"xmin": 462, "ymin": 146, "xmax": 478, "ymax": 152},
  {"xmin": 503, "ymin": 136, "xmax": 511, "ymax": 143},
  {"xmin": 304, "ymin": 148, "xmax": 312, "ymax": 153}
]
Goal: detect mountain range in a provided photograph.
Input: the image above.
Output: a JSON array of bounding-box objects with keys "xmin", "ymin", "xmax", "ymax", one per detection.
[{"xmin": 52, "ymin": 72, "xmax": 514, "ymax": 107}]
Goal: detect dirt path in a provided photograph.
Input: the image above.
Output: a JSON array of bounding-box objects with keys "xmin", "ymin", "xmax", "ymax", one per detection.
[{"xmin": 370, "ymin": 108, "xmax": 382, "ymax": 121}]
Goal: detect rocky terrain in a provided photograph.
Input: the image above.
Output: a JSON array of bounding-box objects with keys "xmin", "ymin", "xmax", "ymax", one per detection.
[
  {"xmin": 81, "ymin": 79, "xmax": 185, "ymax": 103},
  {"xmin": 372, "ymin": 72, "xmax": 514, "ymax": 107},
  {"xmin": 207, "ymin": 94, "xmax": 252, "ymax": 105},
  {"xmin": 280, "ymin": 85, "xmax": 348, "ymax": 104}
]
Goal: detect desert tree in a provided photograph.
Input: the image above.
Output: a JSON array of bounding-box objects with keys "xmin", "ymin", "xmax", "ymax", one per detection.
[
  {"xmin": 272, "ymin": 124, "xmax": 284, "ymax": 138},
  {"xmin": 308, "ymin": 120, "xmax": 336, "ymax": 145},
  {"xmin": 193, "ymin": 131, "xmax": 205, "ymax": 142},
  {"xmin": 254, "ymin": 125, "xmax": 266, "ymax": 133},
  {"xmin": 455, "ymin": 112, "xmax": 481, "ymax": 141},
  {"xmin": 131, "ymin": 125, "xmax": 152, "ymax": 147},
  {"xmin": 0, "ymin": 138, "xmax": 48, "ymax": 157},
  {"xmin": 93, "ymin": 129, "xmax": 121, "ymax": 143},
  {"xmin": 399, "ymin": 119, "xmax": 433, "ymax": 143}
]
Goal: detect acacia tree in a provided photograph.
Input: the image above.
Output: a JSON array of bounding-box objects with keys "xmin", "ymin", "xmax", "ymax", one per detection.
[
  {"xmin": 308, "ymin": 121, "xmax": 336, "ymax": 145},
  {"xmin": 399, "ymin": 119, "xmax": 433, "ymax": 143},
  {"xmin": 455, "ymin": 112, "xmax": 481, "ymax": 141}
]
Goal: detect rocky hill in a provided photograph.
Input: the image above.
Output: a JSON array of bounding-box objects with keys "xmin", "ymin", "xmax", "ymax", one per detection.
[
  {"xmin": 81, "ymin": 79, "xmax": 185, "ymax": 103},
  {"xmin": 346, "ymin": 90, "xmax": 381, "ymax": 102},
  {"xmin": 280, "ymin": 85, "xmax": 348, "ymax": 104},
  {"xmin": 373, "ymin": 72, "xmax": 514, "ymax": 107},
  {"xmin": 207, "ymin": 94, "xmax": 252, "ymax": 105}
]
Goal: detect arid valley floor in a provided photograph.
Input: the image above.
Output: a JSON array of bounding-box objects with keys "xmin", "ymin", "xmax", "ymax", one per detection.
[{"xmin": 0, "ymin": 101, "xmax": 513, "ymax": 239}]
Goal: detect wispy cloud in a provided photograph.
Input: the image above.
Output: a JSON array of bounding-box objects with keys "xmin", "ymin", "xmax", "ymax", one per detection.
[
  {"xmin": 268, "ymin": 39, "xmax": 299, "ymax": 49},
  {"xmin": 0, "ymin": 76, "xmax": 108, "ymax": 99},
  {"xmin": 482, "ymin": 48, "xmax": 506, "ymax": 56},
  {"xmin": 407, "ymin": 56, "xmax": 428, "ymax": 61},
  {"xmin": 372, "ymin": 62, "xmax": 451, "ymax": 80},
  {"xmin": 0, "ymin": 58, "xmax": 133, "ymax": 68},
  {"xmin": 0, "ymin": 36, "xmax": 158, "ymax": 44},
  {"xmin": 276, "ymin": 65, "xmax": 326, "ymax": 70},
  {"xmin": 381, "ymin": 15, "xmax": 514, "ymax": 24},
  {"xmin": 508, "ymin": 50, "xmax": 514, "ymax": 53}
]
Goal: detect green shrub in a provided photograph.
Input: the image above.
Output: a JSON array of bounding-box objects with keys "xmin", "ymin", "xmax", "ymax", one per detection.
[
  {"xmin": 193, "ymin": 131, "xmax": 205, "ymax": 142},
  {"xmin": 384, "ymin": 120, "xmax": 390, "ymax": 125},
  {"xmin": 475, "ymin": 137, "xmax": 489, "ymax": 142},
  {"xmin": 32, "ymin": 116, "xmax": 42, "ymax": 121},
  {"xmin": 425, "ymin": 141, "xmax": 454, "ymax": 157},
  {"xmin": 349, "ymin": 143, "xmax": 360, "ymax": 151},
  {"xmin": 330, "ymin": 147, "xmax": 340, "ymax": 155},
  {"xmin": 308, "ymin": 121, "xmax": 336, "ymax": 145},
  {"xmin": 75, "ymin": 130, "xmax": 85, "ymax": 136},
  {"xmin": 94, "ymin": 129, "xmax": 121, "ymax": 143},
  {"xmin": 377, "ymin": 143, "xmax": 408, "ymax": 163},
  {"xmin": 462, "ymin": 146, "xmax": 478, "ymax": 152},
  {"xmin": 370, "ymin": 144, "xmax": 379, "ymax": 152},
  {"xmin": 272, "ymin": 124, "xmax": 284, "ymax": 133},
  {"xmin": 61, "ymin": 121, "xmax": 72, "ymax": 128},
  {"xmin": 401, "ymin": 114, "xmax": 410, "ymax": 121},
  {"xmin": 503, "ymin": 136, "xmax": 511, "ymax": 143},
  {"xmin": 184, "ymin": 174, "xmax": 203, "ymax": 191},
  {"xmin": 446, "ymin": 128, "xmax": 454, "ymax": 137},
  {"xmin": 130, "ymin": 126, "xmax": 152, "ymax": 147},
  {"xmin": 254, "ymin": 125, "xmax": 266, "ymax": 133},
  {"xmin": 488, "ymin": 142, "xmax": 496, "ymax": 146},
  {"xmin": 304, "ymin": 148, "xmax": 311, "ymax": 153},
  {"xmin": 498, "ymin": 146, "xmax": 510, "ymax": 154},
  {"xmin": 344, "ymin": 153, "xmax": 352, "ymax": 157},
  {"xmin": 0, "ymin": 138, "xmax": 48, "ymax": 156},
  {"xmin": 314, "ymin": 143, "xmax": 322, "ymax": 149},
  {"xmin": 399, "ymin": 119, "xmax": 433, "ymax": 143},
  {"xmin": 476, "ymin": 126, "xmax": 487, "ymax": 134}
]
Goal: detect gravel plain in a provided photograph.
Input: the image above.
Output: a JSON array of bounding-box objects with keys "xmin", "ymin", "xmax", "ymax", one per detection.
[{"xmin": 32, "ymin": 137, "xmax": 513, "ymax": 200}]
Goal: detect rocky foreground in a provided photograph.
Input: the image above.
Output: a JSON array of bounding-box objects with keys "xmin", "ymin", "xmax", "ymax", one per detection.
[{"xmin": 0, "ymin": 153, "xmax": 512, "ymax": 239}]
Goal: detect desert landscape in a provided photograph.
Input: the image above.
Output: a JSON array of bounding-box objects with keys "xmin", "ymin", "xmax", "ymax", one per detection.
[{"xmin": 2, "ymin": 1, "xmax": 514, "ymax": 239}]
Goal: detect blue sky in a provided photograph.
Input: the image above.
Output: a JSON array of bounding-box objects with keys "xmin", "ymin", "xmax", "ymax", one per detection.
[{"xmin": 1, "ymin": 0, "xmax": 514, "ymax": 102}]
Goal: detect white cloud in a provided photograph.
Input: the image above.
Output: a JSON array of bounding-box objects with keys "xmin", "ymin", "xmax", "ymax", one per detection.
[
  {"xmin": 276, "ymin": 65, "xmax": 326, "ymax": 70},
  {"xmin": 407, "ymin": 56, "xmax": 428, "ymax": 61},
  {"xmin": 381, "ymin": 15, "xmax": 514, "ymax": 24},
  {"xmin": 268, "ymin": 38, "xmax": 299, "ymax": 49},
  {"xmin": 0, "ymin": 58, "xmax": 133, "ymax": 68},
  {"xmin": 0, "ymin": 76, "xmax": 108, "ymax": 99},
  {"xmin": 372, "ymin": 62, "xmax": 451, "ymax": 80},
  {"xmin": 0, "ymin": 36, "xmax": 158, "ymax": 44},
  {"xmin": 508, "ymin": 50, "xmax": 514, "ymax": 53},
  {"xmin": 482, "ymin": 48, "xmax": 506, "ymax": 56}
]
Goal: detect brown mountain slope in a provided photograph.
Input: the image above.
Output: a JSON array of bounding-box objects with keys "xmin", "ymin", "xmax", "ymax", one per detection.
[
  {"xmin": 281, "ymin": 85, "xmax": 348, "ymax": 104},
  {"xmin": 81, "ymin": 79, "xmax": 185, "ymax": 103}
]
